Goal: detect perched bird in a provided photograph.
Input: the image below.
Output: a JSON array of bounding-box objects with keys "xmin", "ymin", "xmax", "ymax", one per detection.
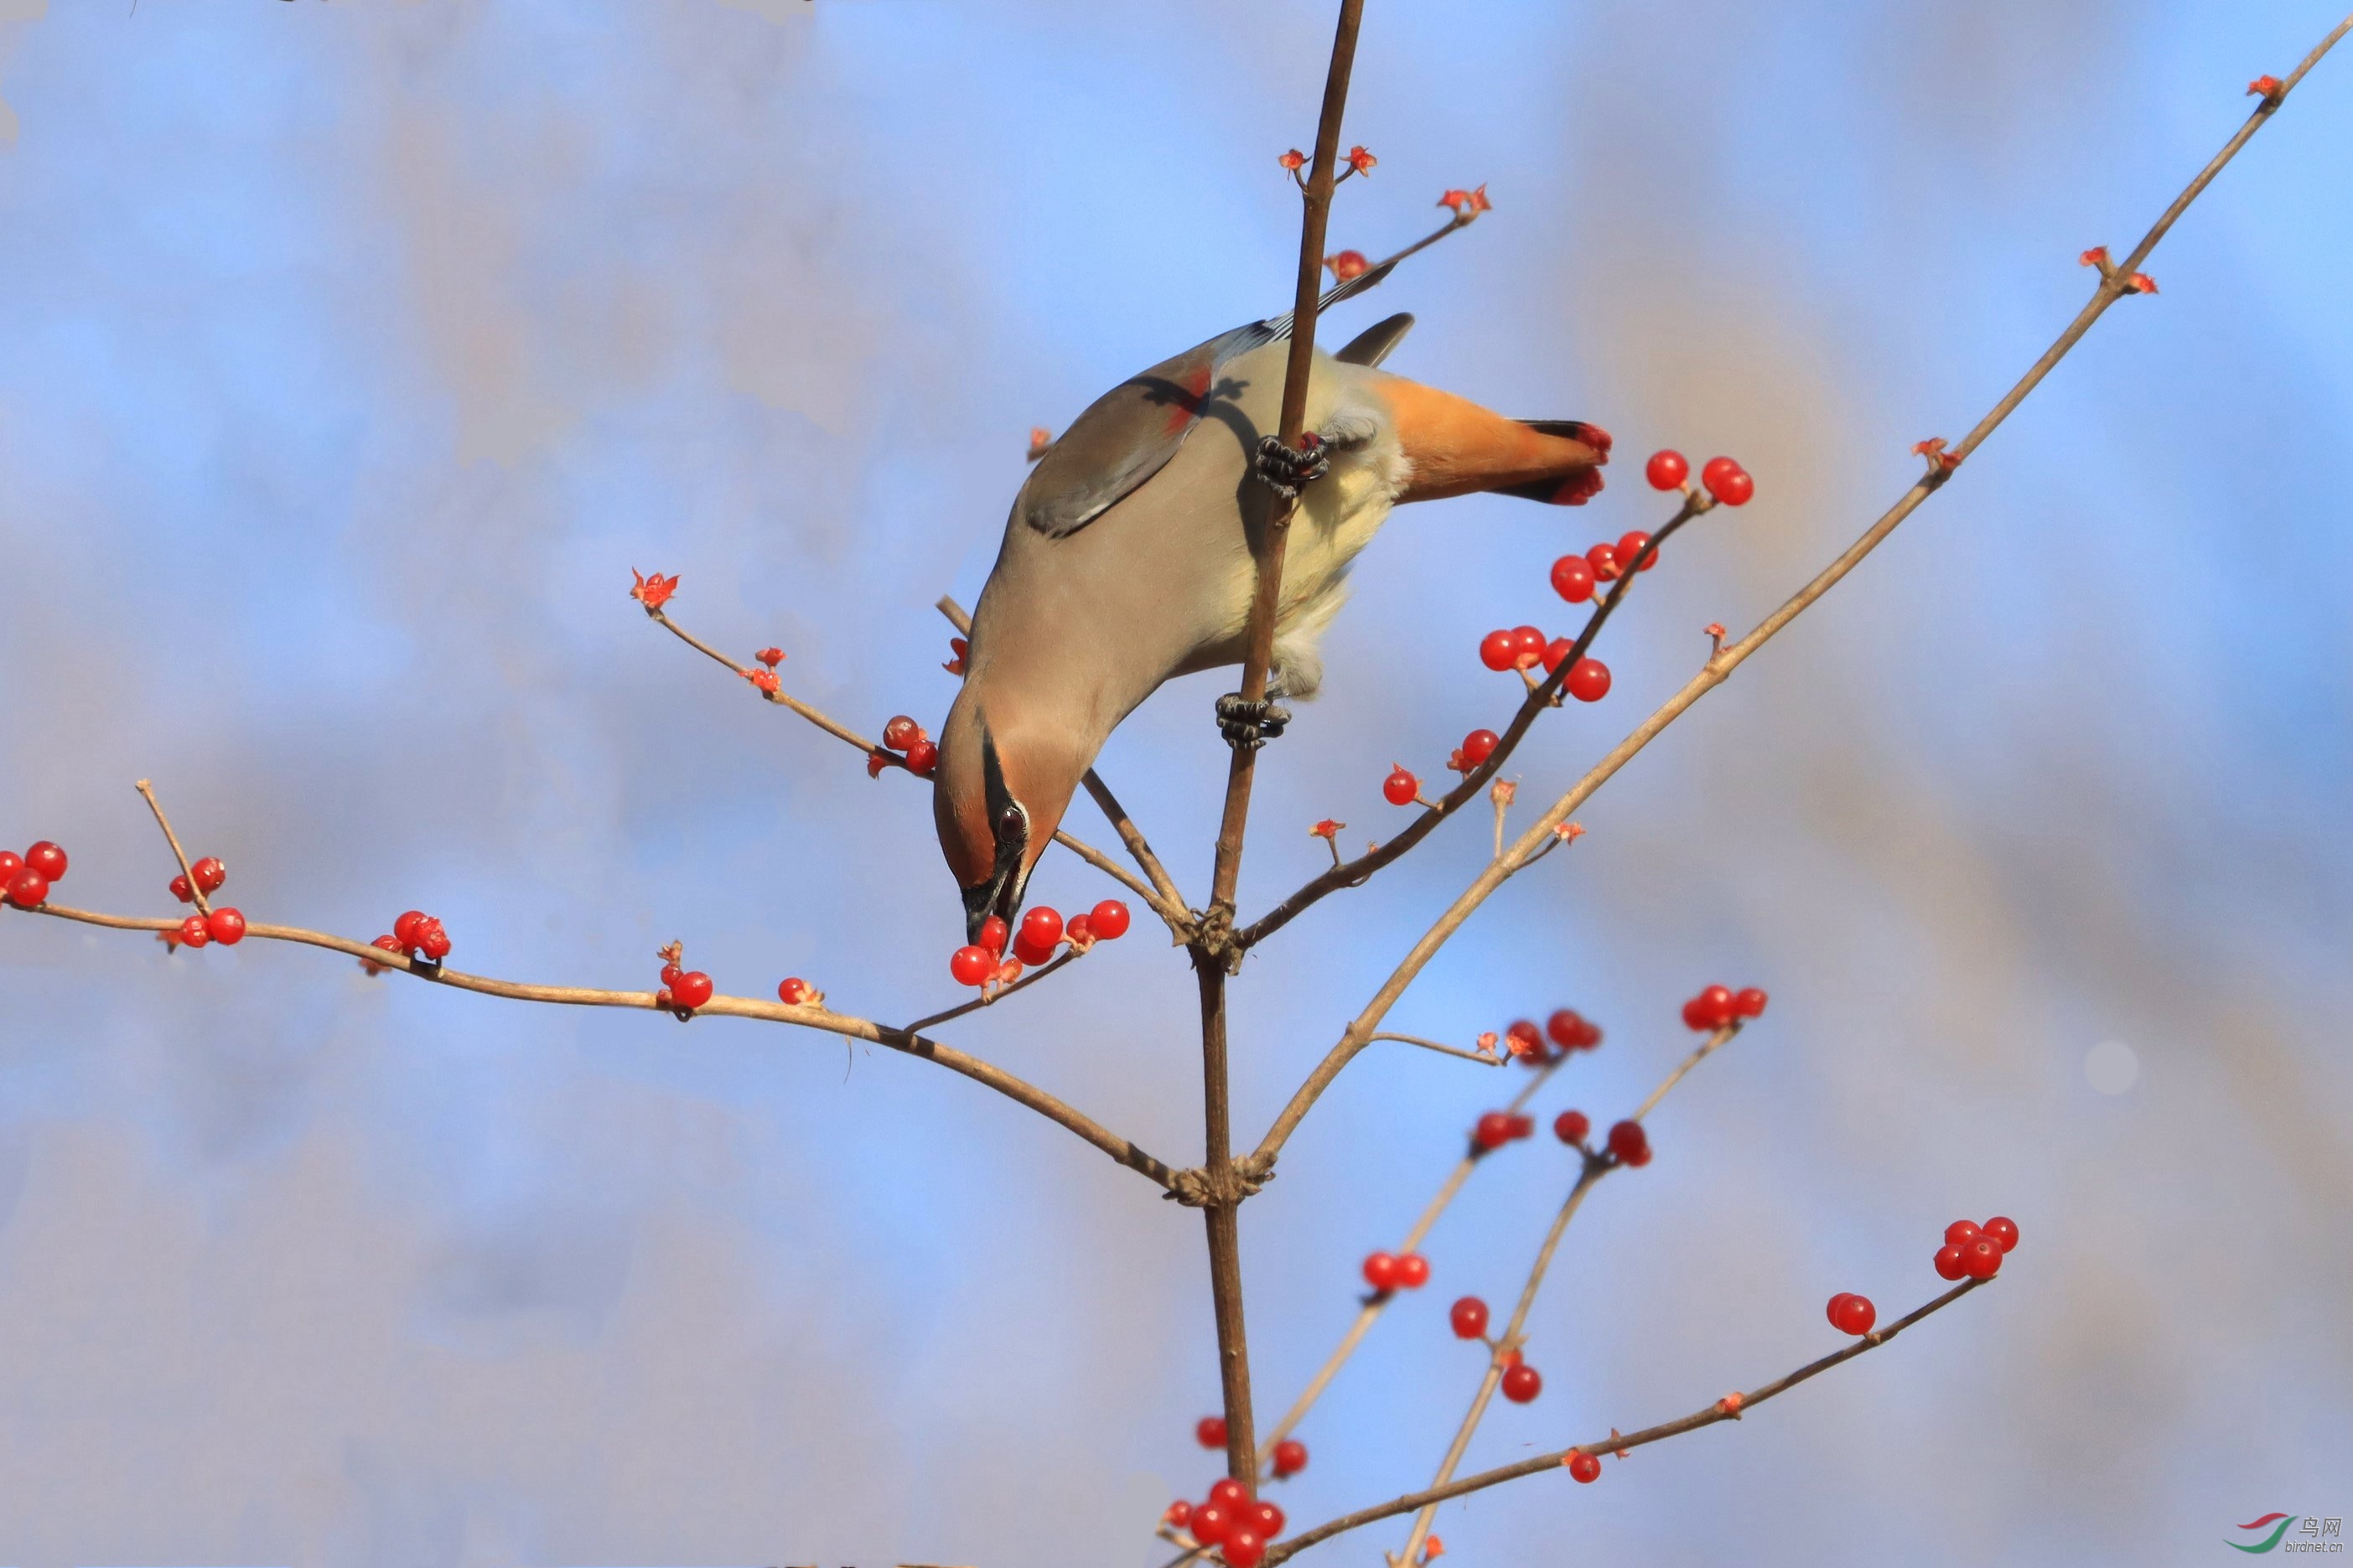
[{"xmin": 935, "ymin": 269, "xmax": 1609, "ymax": 936}]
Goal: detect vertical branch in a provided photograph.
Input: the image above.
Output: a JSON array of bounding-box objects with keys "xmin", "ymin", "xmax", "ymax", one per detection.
[{"xmin": 1197, "ymin": 0, "xmax": 1368, "ymax": 1494}]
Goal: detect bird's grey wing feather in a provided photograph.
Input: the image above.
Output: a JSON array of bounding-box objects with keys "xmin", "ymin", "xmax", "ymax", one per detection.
[
  {"xmin": 1020, "ymin": 323, "xmax": 1272, "ymax": 539},
  {"xmin": 1335, "ymin": 311, "xmax": 1414, "ymax": 367},
  {"xmin": 1020, "ymin": 260, "xmax": 1397, "ymax": 541}
]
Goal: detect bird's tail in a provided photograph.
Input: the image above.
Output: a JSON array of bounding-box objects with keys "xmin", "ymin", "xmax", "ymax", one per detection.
[{"xmin": 1383, "ymin": 376, "xmax": 1610, "ymax": 507}]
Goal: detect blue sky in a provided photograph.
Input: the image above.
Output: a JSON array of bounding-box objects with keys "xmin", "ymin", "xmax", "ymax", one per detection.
[{"xmin": 2, "ymin": 3, "xmax": 2350, "ymax": 1565}]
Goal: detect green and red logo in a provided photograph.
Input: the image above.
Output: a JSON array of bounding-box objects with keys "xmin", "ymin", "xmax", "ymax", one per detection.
[{"xmin": 2229, "ymin": 1514, "xmax": 2297, "ymax": 1554}]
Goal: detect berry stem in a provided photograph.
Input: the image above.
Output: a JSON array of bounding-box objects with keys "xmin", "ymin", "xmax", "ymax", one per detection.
[
  {"xmin": 133, "ymin": 779, "xmax": 212, "ymax": 918},
  {"xmin": 1360, "ymin": 1032, "xmax": 1512, "ymax": 1068}
]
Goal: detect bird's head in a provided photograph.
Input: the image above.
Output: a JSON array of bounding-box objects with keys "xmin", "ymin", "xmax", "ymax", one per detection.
[{"xmin": 933, "ymin": 692, "xmax": 1077, "ymax": 942}]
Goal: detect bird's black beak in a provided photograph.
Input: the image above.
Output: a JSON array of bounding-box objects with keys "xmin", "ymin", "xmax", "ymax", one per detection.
[{"xmin": 965, "ymin": 728, "xmax": 1030, "ymax": 943}]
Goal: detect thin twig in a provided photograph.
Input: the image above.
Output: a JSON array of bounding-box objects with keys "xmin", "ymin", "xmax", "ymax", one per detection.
[
  {"xmin": 1266, "ymin": 1278, "xmax": 1993, "ymax": 1564},
  {"xmin": 935, "ymin": 595, "xmax": 1191, "ymax": 929},
  {"xmin": 18, "ymin": 900, "xmax": 1178, "ymax": 1193},
  {"xmin": 1397, "ymin": 1026, "xmax": 1734, "ymax": 1563},
  {"xmin": 899, "ymin": 946, "xmax": 1084, "ymax": 1034},
  {"xmin": 1257, "ymin": 1060, "xmax": 1563, "ymax": 1464},
  {"xmin": 1239, "ymin": 499, "xmax": 1702, "ymax": 950},
  {"xmin": 133, "ymin": 779, "xmax": 210, "ymax": 917},
  {"xmin": 644, "ymin": 602, "xmax": 1173, "ymax": 921},
  {"xmin": 1363, "ymin": 1032, "xmax": 1509, "ymax": 1067},
  {"xmin": 1244, "ymin": 28, "xmax": 2352, "ymax": 1172}
]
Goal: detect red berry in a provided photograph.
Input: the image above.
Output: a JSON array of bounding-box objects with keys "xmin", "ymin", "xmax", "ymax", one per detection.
[
  {"xmin": 417, "ymin": 922, "xmax": 451, "ymax": 962},
  {"xmin": 1383, "ymin": 765, "xmax": 1419, "ymax": 806},
  {"xmin": 1943, "ymin": 1220, "xmax": 1981, "ymax": 1248},
  {"xmin": 994, "ymin": 957, "xmax": 1023, "ymax": 985},
  {"xmin": 1545, "ymin": 1009, "xmax": 1583, "ymax": 1048},
  {"xmin": 670, "ymin": 970, "xmax": 713, "ymax": 1009},
  {"xmin": 1065, "ymin": 913, "xmax": 1094, "ymax": 944},
  {"xmin": 1271, "ymin": 1438, "xmax": 1308, "ymax": 1477},
  {"xmin": 1615, "ymin": 530, "xmax": 1656, "ymax": 572},
  {"xmin": 777, "ymin": 977, "xmax": 811, "ymax": 1005},
  {"xmin": 0, "ymin": 851, "xmax": 18, "ymax": 881},
  {"xmin": 1586, "ymin": 542, "xmax": 1620, "ymax": 582},
  {"xmin": 1396, "ymin": 1253, "xmax": 1430, "ymax": 1289},
  {"xmin": 660, "ymin": 963, "xmax": 684, "ymax": 988},
  {"xmin": 1568, "ymin": 1452, "xmax": 1602, "ymax": 1483},
  {"xmin": 1500, "ymin": 1363, "xmax": 1542, "ymax": 1403},
  {"xmin": 205, "ymin": 908, "xmax": 246, "ymax": 945},
  {"xmin": 5, "ymin": 868, "xmax": 50, "ymax": 908},
  {"xmin": 1473, "ymin": 1111, "xmax": 1514, "ymax": 1150},
  {"xmin": 1607, "ymin": 1120, "xmax": 1650, "ymax": 1165},
  {"xmin": 1190, "ymin": 1501, "xmax": 1234, "ymax": 1545},
  {"xmin": 1645, "ymin": 449, "xmax": 1689, "ymax": 489},
  {"xmin": 1734, "ymin": 986, "xmax": 1768, "ymax": 1017},
  {"xmin": 1506, "ymin": 1112, "xmax": 1536, "ymax": 1141},
  {"xmin": 1550, "ymin": 553, "xmax": 1596, "ymax": 603},
  {"xmin": 1828, "ymin": 1292, "xmax": 1877, "ymax": 1336},
  {"xmin": 1164, "ymin": 1500, "xmax": 1193, "ymax": 1529},
  {"xmin": 394, "ymin": 911, "xmax": 428, "ymax": 948},
  {"xmin": 1704, "ymin": 459, "xmax": 1754, "ymax": 505},
  {"xmin": 1511, "ymin": 625, "xmax": 1546, "ymax": 668},
  {"xmin": 1224, "ymin": 1529, "xmax": 1267, "ymax": 1568},
  {"xmin": 1449, "ymin": 1296, "xmax": 1490, "ymax": 1338},
  {"xmin": 1697, "ymin": 985, "xmax": 1736, "ymax": 1028},
  {"xmin": 1563, "ymin": 657, "xmax": 1610, "ymax": 702},
  {"xmin": 1021, "ymin": 905, "xmax": 1063, "ymax": 950},
  {"xmin": 882, "ymin": 715, "xmax": 922, "ymax": 752},
  {"xmin": 1459, "ymin": 729, "xmax": 1499, "ymax": 768},
  {"xmin": 1195, "ymin": 1415, "xmax": 1227, "ymax": 1449},
  {"xmin": 1933, "ymin": 1244, "xmax": 1966, "ymax": 1281},
  {"xmin": 1960, "ymin": 1236, "xmax": 2003, "ymax": 1279},
  {"xmin": 24, "ymin": 841, "xmax": 67, "ymax": 882},
  {"xmin": 903, "ymin": 737, "xmax": 939, "ymax": 777},
  {"xmin": 1012, "ymin": 932, "xmax": 1057, "ymax": 967},
  {"xmin": 1089, "ymin": 899, "xmax": 1131, "ymax": 940},
  {"xmin": 178, "ymin": 912, "xmax": 210, "ymax": 947},
  {"xmin": 978, "ymin": 915, "xmax": 1009, "ymax": 957},
  {"xmin": 1247, "ymin": 1498, "xmax": 1285, "ymax": 1538},
  {"xmin": 163, "ymin": 873, "xmax": 191, "ymax": 903},
  {"xmin": 1479, "ymin": 629, "xmax": 1519, "ymax": 671},
  {"xmin": 191, "ymin": 856, "xmax": 225, "ymax": 892},
  {"xmin": 1506, "ymin": 1018, "xmax": 1542, "ymax": 1056},
  {"xmin": 1554, "ymin": 1110, "xmax": 1590, "ymax": 1144},
  {"xmin": 1982, "ymin": 1215, "xmax": 2019, "ymax": 1253},
  {"xmin": 1208, "ymin": 1478, "xmax": 1249, "ymax": 1512},
  {"xmin": 1362, "ymin": 1251, "xmax": 1402, "ymax": 1292}
]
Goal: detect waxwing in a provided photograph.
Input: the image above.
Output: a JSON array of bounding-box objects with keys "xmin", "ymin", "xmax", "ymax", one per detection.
[{"xmin": 936, "ymin": 265, "xmax": 1609, "ymax": 937}]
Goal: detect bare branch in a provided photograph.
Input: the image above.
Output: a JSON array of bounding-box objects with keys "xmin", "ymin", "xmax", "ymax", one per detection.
[
  {"xmin": 133, "ymin": 779, "xmax": 211, "ymax": 917},
  {"xmin": 18, "ymin": 900, "xmax": 1179, "ymax": 1193},
  {"xmin": 1266, "ymin": 1278, "xmax": 1995, "ymax": 1564}
]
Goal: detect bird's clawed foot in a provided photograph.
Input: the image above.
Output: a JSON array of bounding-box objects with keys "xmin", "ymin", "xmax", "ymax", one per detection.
[
  {"xmin": 1216, "ymin": 692, "xmax": 1290, "ymax": 748},
  {"xmin": 1252, "ymin": 434, "xmax": 1329, "ymax": 502}
]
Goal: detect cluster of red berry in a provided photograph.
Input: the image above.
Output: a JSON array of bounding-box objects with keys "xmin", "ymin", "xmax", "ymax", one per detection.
[
  {"xmin": 1164, "ymin": 1478, "xmax": 1285, "ymax": 1567},
  {"xmin": 363, "ymin": 908, "xmax": 452, "ymax": 968},
  {"xmin": 873, "ymin": 715, "xmax": 939, "ymax": 779},
  {"xmin": 1932, "ymin": 1215, "xmax": 2019, "ymax": 1281},
  {"xmin": 1470, "ymin": 1109, "xmax": 1536, "ymax": 1151},
  {"xmin": 1680, "ymin": 983, "xmax": 1767, "ymax": 1031},
  {"xmin": 1515, "ymin": 1009, "xmax": 1602, "ymax": 1064},
  {"xmin": 1549, "ymin": 1110, "xmax": 1651, "ymax": 1167},
  {"xmin": 656, "ymin": 952, "xmax": 717, "ymax": 1017},
  {"xmin": 1360, "ymin": 1249, "xmax": 1432, "ymax": 1296},
  {"xmin": 1643, "ymin": 448, "xmax": 1754, "ymax": 507},
  {"xmin": 1, "ymin": 840, "xmax": 70, "ymax": 910},
  {"xmin": 947, "ymin": 899, "xmax": 1131, "ymax": 988},
  {"xmin": 1475, "ymin": 624, "xmax": 1611, "ymax": 703}
]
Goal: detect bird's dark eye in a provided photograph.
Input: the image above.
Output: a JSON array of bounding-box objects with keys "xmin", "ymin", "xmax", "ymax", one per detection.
[{"xmin": 997, "ymin": 805, "xmax": 1026, "ymax": 839}]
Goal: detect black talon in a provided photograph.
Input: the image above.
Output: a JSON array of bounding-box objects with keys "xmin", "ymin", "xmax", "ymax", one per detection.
[
  {"xmin": 1217, "ymin": 692, "xmax": 1291, "ymax": 748},
  {"xmin": 1252, "ymin": 433, "xmax": 1329, "ymax": 502}
]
